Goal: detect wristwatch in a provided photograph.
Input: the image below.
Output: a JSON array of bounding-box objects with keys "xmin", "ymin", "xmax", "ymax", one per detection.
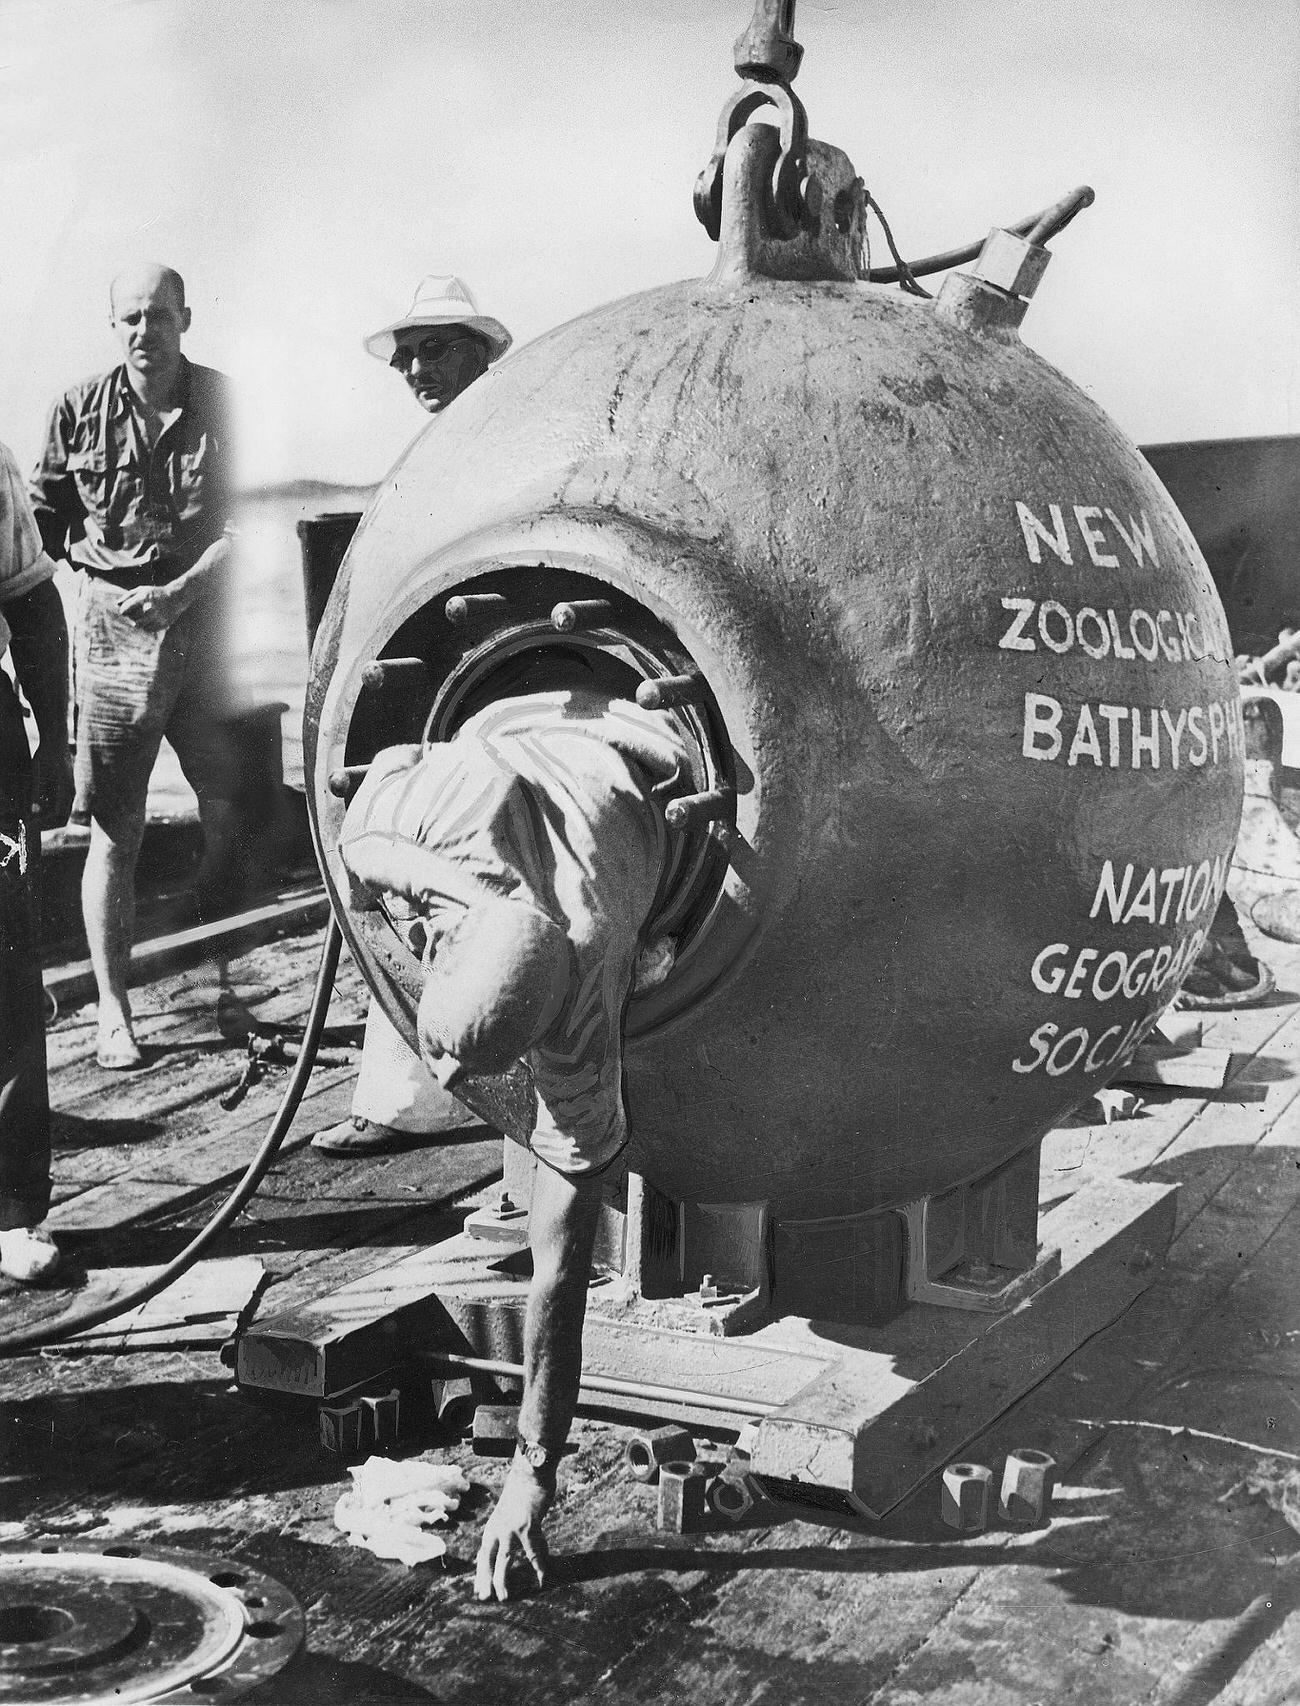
[{"xmin": 514, "ymin": 1435, "xmax": 562, "ymax": 1483}]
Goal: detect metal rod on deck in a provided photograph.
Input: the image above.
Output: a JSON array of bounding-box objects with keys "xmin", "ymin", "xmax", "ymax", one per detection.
[{"xmin": 421, "ymin": 1350, "xmax": 780, "ymax": 1418}]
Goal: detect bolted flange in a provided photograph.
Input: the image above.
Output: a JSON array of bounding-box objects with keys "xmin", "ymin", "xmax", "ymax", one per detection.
[{"xmin": 0, "ymin": 1542, "xmax": 303, "ymax": 1703}]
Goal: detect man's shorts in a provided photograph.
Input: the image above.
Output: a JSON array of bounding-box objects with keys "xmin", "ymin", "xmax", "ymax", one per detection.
[{"xmin": 74, "ymin": 574, "xmax": 238, "ymax": 841}]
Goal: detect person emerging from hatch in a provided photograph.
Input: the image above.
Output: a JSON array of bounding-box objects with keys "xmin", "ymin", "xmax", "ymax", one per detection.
[
  {"xmin": 311, "ymin": 275, "xmax": 514, "ymax": 1157},
  {"xmin": 336, "ymin": 667, "xmax": 689, "ymax": 1600},
  {"xmin": 29, "ymin": 264, "xmax": 239, "ymax": 1072}
]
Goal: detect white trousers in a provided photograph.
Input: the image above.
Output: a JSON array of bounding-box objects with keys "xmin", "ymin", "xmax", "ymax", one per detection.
[{"xmin": 352, "ymin": 1000, "xmax": 474, "ymax": 1133}]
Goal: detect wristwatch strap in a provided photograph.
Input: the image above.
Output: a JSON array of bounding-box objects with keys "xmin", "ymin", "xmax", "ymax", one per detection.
[{"xmin": 514, "ymin": 1436, "xmax": 562, "ymax": 1483}]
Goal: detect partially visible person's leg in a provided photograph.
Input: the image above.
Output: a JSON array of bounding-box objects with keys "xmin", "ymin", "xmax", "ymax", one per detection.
[
  {"xmin": 0, "ymin": 675, "xmax": 59, "ymax": 1282},
  {"xmin": 164, "ymin": 591, "xmax": 246, "ymax": 917},
  {"xmin": 82, "ymin": 811, "xmax": 147, "ymax": 1066},
  {"xmin": 312, "ymin": 999, "xmax": 479, "ymax": 1154},
  {"xmin": 73, "ymin": 577, "xmax": 175, "ymax": 1069}
]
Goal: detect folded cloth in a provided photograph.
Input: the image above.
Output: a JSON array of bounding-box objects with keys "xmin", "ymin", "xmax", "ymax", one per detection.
[{"xmin": 333, "ymin": 1456, "xmax": 471, "ymax": 1566}]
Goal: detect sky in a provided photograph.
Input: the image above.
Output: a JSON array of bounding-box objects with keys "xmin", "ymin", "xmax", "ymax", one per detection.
[{"xmin": 1, "ymin": 0, "xmax": 1296, "ymax": 488}]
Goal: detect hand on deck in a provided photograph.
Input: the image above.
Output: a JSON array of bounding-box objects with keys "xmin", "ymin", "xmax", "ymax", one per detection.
[{"xmin": 474, "ymin": 1458, "xmax": 553, "ymax": 1601}]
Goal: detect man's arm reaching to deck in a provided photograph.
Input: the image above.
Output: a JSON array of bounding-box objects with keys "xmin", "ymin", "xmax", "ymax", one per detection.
[{"xmin": 473, "ymin": 1162, "xmax": 605, "ymax": 1600}]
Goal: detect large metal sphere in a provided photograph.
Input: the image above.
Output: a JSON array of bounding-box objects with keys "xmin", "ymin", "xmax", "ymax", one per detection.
[{"xmin": 308, "ymin": 194, "xmax": 1241, "ymax": 1223}]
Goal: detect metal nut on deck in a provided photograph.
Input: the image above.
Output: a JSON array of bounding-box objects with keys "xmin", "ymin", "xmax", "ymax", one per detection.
[
  {"xmin": 430, "ymin": 1375, "xmax": 476, "ymax": 1436},
  {"xmin": 998, "ymin": 1449, "xmax": 1057, "ymax": 1527},
  {"xmin": 657, "ymin": 1461, "xmax": 709, "ymax": 1533},
  {"xmin": 471, "ymin": 1403, "xmax": 520, "ymax": 1456},
  {"xmin": 708, "ymin": 1470, "xmax": 763, "ymax": 1522},
  {"xmin": 359, "ymin": 1388, "xmax": 401, "ymax": 1451},
  {"xmin": 941, "ymin": 1462, "xmax": 993, "ymax": 1531},
  {"xmin": 318, "ymin": 1398, "xmax": 365, "ymax": 1460},
  {"xmin": 625, "ymin": 1425, "xmax": 696, "ymax": 1483}
]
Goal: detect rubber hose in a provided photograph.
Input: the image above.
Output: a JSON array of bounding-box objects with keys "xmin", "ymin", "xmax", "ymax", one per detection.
[
  {"xmin": 867, "ymin": 184, "xmax": 1095, "ymax": 283},
  {"xmin": 0, "ymin": 919, "xmax": 343, "ymax": 1358}
]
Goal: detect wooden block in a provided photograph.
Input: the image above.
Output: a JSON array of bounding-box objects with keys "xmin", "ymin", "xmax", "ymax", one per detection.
[
  {"xmin": 1116, "ymin": 1045, "xmax": 1233, "ymax": 1089},
  {"xmin": 751, "ymin": 1176, "xmax": 1178, "ymax": 1518}
]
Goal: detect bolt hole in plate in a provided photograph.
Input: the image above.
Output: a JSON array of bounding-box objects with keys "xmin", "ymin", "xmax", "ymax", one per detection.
[{"xmin": 0, "ymin": 1543, "xmax": 303, "ymax": 1703}]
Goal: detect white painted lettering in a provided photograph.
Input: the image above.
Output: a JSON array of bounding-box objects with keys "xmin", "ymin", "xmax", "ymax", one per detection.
[
  {"xmin": 1157, "ymin": 867, "xmax": 1185, "ymax": 925},
  {"xmin": 1156, "ymin": 610, "xmax": 1182, "ymax": 662},
  {"xmin": 1032, "ymin": 943, "xmax": 1070, "ymax": 995},
  {"xmin": 1160, "ymin": 707, "xmax": 1187, "ymax": 769},
  {"xmin": 1046, "ymin": 1027, "xmax": 1091, "ymax": 1075},
  {"xmin": 1123, "ymin": 868, "xmax": 1158, "ymax": 925},
  {"xmin": 1023, "ymin": 693, "xmax": 1063, "ymax": 761},
  {"xmin": 1131, "ymin": 707, "xmax": 1160, "ymax": 769},
  {"xmin": 1185, "ymin": 859, "xmax": 1212, "ymax": 919},
  {"xmin": 1209, "ymin": 701, "xmax": 1224, "ymax": 764},
  {"xmin": 1064, "ymin": 949, "xmax": 1099, "ymax": 999},
  {"xmin": 1075, "ymin": 506, "xmax": 1120, "ymax": 568},
  {"xmin": 1091, "ymin": 953, "xmax": 1128, "ymax": 1001},
  {"xmin": 1012, "ymin": 1023, "xmax": 1057, "ymax": 1073},
  {"xmin": 1016, "ymin": 502, "xmax": 1073, "ymax": 566},
  {"xmin": 1085, "ymin": 1025, "xmax": 1124, "ymax": 1071},
  {"xmin": 1129, "ymin": 609, "xmax": 1160, "ymax": 661},
  {"xmin": 1098, "ymin": 704, "xmax": 1128, "ymax": 767},
  {"xmin": 999, "ymin": 596, "xmax": 1037, "ymax": 651},
  {"xmin": 1039, "ymin": 600, "xmax": 1074, "ymax": 653},
  {"xmin": 1122, "ymin": 949, "xmax": 1154, "ymax": 998},
  {"xmin": 1090, "ymin": 861, "xmax": 1134, "ymax": 924},
  {"xmin": 1105, "ymin": 509, "xmax": 1158, "ymax": 569},
  {"xmin": 1187, "ymin": 707, "xmax": 1207, "ymax": 766},
  {"xmin": 1076, "ymin": 607, "xmax": 1110, "ymax": 658},
  {"xmin": 1068, "ymin": 705, "xmax": 1104, "ymax": 767},
  {"xmin": 1108, "ymin": 609, "xmax": 1136, "ymax": 659}
]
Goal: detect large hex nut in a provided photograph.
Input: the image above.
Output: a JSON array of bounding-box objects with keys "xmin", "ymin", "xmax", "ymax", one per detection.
[
  {"xmin": 471, "ymin": 1404, "xmax": 520, "ymax": 1457},
  {"xmin": 657, "ymin": 1461, "xmax": 709, "ymax": 1533},
  {"xmin": 625, "ymin": 1425, "xmax": 697, "ymax": 1483},
  {"xmin": 708, "ymin": 1471, "xmax": 764, "ymax": 1522},
  {"xmin": 359, "ymin": 1388, "xmax": 401, "ymax": 1452},
  {"xmin": 318, "ymin": 1398, "xmax": 364, "ymax": 1461},
  {"xmin": 430, "ymin": 1375, "xmax": 476, "ymax": 1437},
  {"xmin": 941, "ymin": 1462, "xmax": 993, "ymax": 1531},
  {"xmin": 969, "ymin": 227, "xmax": 1051, "ymax": 300},
  {"xmin": 998, "ymin": 1449, "xmax": 1058, "ymax": 1527}
]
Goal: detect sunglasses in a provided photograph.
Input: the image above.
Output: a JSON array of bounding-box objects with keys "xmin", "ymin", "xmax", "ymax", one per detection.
[{"xmin": 390, "ymin": 333, "xmax": 487, "ymax": 371}]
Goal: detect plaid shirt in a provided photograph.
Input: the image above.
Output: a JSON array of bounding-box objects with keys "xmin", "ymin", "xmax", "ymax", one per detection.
[
  {"xmin": 29, "ymin": 359, "xmax": 230, "ymax": 585},
  {"xmin": 0, "ymin": 441, "xmax": 57, "ymax": 659}
]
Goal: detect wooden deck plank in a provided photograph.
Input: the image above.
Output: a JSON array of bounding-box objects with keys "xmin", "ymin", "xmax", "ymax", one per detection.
[{"xmin": 4, "ymin": 914, "xmax": 1300, "ymax": 1703}]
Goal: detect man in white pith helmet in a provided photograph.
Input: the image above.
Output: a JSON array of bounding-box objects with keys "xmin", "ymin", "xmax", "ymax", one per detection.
[{"xmin": 311, "ymin": 277, "xmax": 513, "ymax": 1157}]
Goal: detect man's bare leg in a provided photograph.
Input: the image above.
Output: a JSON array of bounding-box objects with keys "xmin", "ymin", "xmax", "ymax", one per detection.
[
  {"xmin": 83, "ymin": 817, "xmax": 144, "ymax": 1066},
  {"xmin": 475, "ymin": 1161, "xmax": 605, "ymax": 1601}
]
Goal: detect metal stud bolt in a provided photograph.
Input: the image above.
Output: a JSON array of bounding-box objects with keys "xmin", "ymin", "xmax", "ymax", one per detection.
[
  {"xmin": 636, "ymin": 673, "xmax": 703, "ymax": 711},
  {"xmin": 445, "ymin": 592, "xmax": 508, "ymax": 626},
  {"xmin": 550, "ymin": 599, "xmax": 611, "ymax": 632}
]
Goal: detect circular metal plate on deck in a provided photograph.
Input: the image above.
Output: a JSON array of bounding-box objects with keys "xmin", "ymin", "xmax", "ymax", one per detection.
[{"xmin": 0, "ymin": 1543, "xmax": 303, "ymax": 1703}]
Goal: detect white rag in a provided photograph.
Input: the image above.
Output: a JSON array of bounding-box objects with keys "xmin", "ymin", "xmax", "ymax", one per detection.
[{"xmin": 333, "ymin": 1456, "xmax": 471, "ymax": 1566}]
